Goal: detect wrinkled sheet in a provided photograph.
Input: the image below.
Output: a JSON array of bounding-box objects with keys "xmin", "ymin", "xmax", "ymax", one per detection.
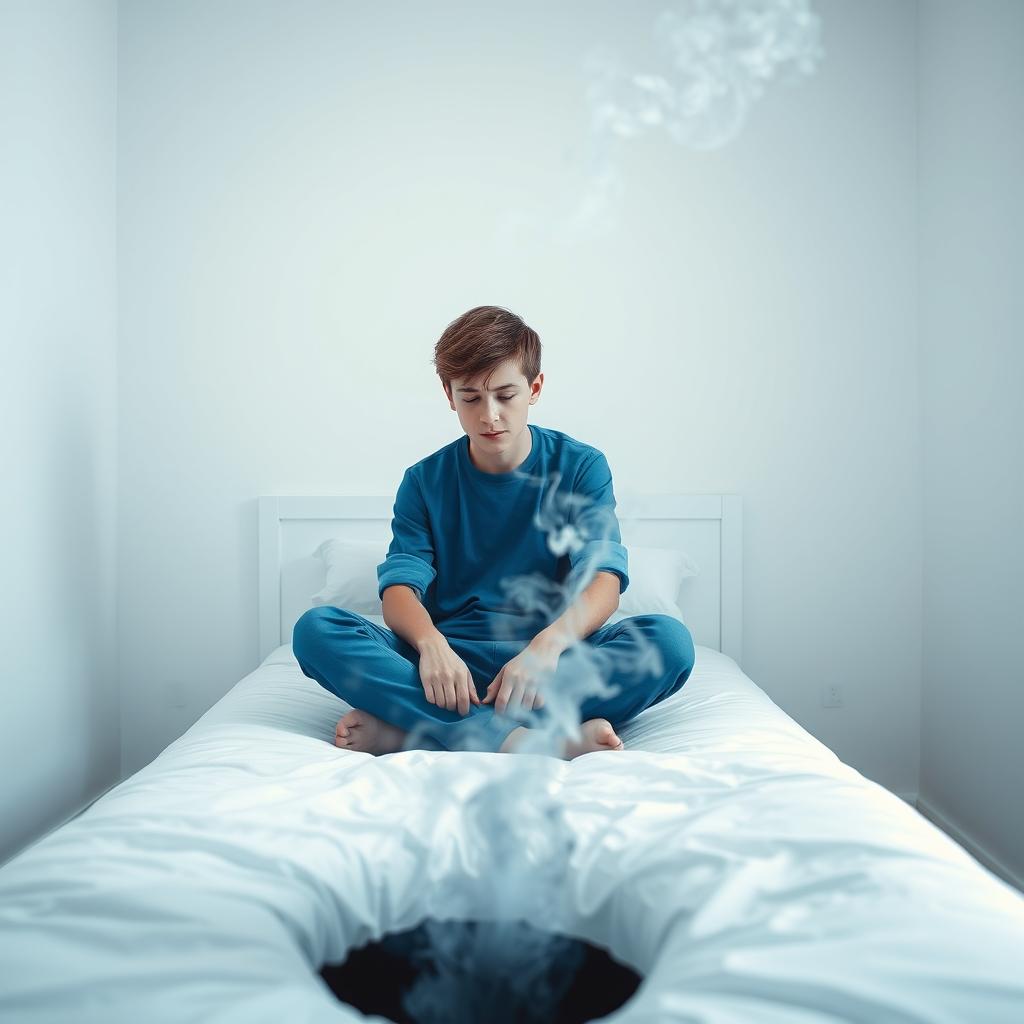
[{"xmin": 1, "ymin": 644, "xmax": 1023, "ymax": 1023}]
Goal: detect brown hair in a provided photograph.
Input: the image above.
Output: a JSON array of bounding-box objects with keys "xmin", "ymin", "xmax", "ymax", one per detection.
[{"xmin": 433, "ymin": 306, "xmax": 541, "ymax": 395}]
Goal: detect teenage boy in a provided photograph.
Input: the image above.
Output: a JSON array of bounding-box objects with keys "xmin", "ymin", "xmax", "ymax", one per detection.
[{"xmin": 293, "ymin": 306, "xmax": 695, "ymax": 756}]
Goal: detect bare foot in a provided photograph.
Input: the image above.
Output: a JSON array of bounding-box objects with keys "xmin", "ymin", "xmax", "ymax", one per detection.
[
  {"xmin": 563, "ymin": 718, "xmax": 624, "ymax": 759},
  {"xmin": 335, "ymin": 710, "xmax": 407, "ymax": 755},
  {"xmin": 499, "ymin": 718, "xmax": 624, "ymax": 759}
]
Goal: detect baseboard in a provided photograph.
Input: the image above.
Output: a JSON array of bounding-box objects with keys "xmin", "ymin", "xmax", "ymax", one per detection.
[{"xmin": 915, "ymin": 794, "xmax": 1024, "ymax": 895}]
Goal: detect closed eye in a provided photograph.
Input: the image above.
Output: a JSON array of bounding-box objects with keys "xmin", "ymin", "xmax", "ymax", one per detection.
[{"xmin": 465, "ymin": 396, "xmax": 513, "ymax": 403}]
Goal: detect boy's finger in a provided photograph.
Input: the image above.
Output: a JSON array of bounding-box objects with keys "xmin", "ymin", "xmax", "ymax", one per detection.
[
  {"xmin": 496, "ymin": 684, "xmax": 512, "ymax": 714},
  {"xmin": 505, "ymin": 684, "xmax": 526, "ymax": 716},
  {"xmin": 482, "ymin": 674, "xmax": 500, "ymax": 704}
]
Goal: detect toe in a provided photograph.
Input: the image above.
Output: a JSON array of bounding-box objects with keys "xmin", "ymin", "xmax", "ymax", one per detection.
[{"xmin": 601, "ymin": 725, "xmax": 622, "ymax": 749}]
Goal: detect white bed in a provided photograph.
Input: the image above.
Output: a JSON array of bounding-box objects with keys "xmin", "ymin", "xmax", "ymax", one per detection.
[{"xmin": 1, "ymin": 494, "xmax": 1022, "ymax": 1023}]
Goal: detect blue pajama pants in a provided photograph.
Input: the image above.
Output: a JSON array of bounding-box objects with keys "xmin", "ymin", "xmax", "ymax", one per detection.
[{"xmin": 292, "ymin": 608, "xmax": 695, "ymax": 753}]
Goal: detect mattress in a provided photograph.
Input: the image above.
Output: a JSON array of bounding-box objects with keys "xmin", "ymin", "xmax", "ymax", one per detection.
[{"xmin": 1, "ymin": 641, "xmax": 1022, "ymax": 1023}]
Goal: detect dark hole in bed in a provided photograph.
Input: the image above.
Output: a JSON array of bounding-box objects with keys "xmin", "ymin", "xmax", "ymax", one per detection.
[{"xmin": 319, "ymin": 918, "xmax": 642, "ymax": 1023}]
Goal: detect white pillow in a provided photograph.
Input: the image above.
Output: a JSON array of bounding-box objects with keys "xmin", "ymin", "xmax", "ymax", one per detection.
[
  {"xmin": 607, "ymin": 544, "xmax": 699, "ymax": 625},
  {"xmin": 310, "ymin": 538, "xmax": 698, "ymax": 623},
  {"xmin": 310, "ymin": 538, "xmax": 387, "ymax": 615}
]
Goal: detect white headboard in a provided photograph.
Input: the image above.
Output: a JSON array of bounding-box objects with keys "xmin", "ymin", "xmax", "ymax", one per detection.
[{"xmin": 258, "ymin": 494, "xmax": 742, "ymax": 667}]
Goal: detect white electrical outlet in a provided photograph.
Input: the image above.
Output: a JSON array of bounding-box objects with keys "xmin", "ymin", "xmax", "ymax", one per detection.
[{"xmin": 822, "ymin": 684, "xmax": 843, "ymax": 708}]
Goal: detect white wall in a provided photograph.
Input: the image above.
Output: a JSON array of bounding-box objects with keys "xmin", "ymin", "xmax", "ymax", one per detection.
[
  {"xmin": 918, "ymin": 0, "xmax": 1024, "ymax": 885},
  {"xmin": 0, "ymin": 0, "xmax": 119, "ymax": 866},
  {"xmin": 117, "ymin": 0, "xmax": 922, "ymax": 795},
  {"xmin": 4, "ymin": 0, "xmax": 1017, "ymax": 887}
]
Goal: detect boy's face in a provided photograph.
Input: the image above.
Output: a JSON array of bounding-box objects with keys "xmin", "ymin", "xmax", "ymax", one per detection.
[{"xmin": 445, "ymin": 358, "xmax": 543, "ymax": 448}]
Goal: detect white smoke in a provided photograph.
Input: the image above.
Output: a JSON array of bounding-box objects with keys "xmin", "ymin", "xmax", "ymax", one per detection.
[
  {"xmin": 393, "ymin": 468, "xmax": 662, "ymax": 1021},
  {"xmin": 498, "ymin": 0, "xmax": 824, "ymax": 246},
  {"xmin": 401, "ymin": 760, "xmax": 584, "ymax": 1023},
  {"xmin": 586, "ymin": 0, "xmax": 824, "ymax": 150}
]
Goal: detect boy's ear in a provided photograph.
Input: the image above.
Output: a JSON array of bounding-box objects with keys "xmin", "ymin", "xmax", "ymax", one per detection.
[{"xmin": 443, "ymin": 382, "xmax": 455, "ymax": 411}]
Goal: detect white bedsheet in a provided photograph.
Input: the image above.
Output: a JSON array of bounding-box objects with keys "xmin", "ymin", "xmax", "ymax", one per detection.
[{"xmin": 1, "ymin": 643, "xmax": 1022, "ymax": 1023}]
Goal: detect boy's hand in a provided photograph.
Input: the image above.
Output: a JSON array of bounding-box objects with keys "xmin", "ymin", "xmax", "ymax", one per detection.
[
  {"xmin": 482, "ymin": 641, "xmax": 561, "ymax": 716},
  {"xmin": 417, "ymin": 638, "xmax": 481, "ymax": 716}
]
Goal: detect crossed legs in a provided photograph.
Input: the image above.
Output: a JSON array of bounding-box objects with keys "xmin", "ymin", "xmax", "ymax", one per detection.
[{"xmin": 292, "ymin": 608, "xmax": 695, "ymax": 756}]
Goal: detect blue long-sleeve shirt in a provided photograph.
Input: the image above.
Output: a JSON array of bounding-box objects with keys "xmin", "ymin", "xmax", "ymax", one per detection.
[{"xmin": 376, "ymin": 423, "xmax": 630, "ymax": 642}]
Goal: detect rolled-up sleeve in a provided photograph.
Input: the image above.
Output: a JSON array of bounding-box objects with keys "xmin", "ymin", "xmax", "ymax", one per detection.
[
  {"xmin": 567, "ymin": 452, "xmax": 629, "ymax": 595},
  {"xmin": 377, "ymin": 468, "xmax": 437, "ymax": 602}
]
